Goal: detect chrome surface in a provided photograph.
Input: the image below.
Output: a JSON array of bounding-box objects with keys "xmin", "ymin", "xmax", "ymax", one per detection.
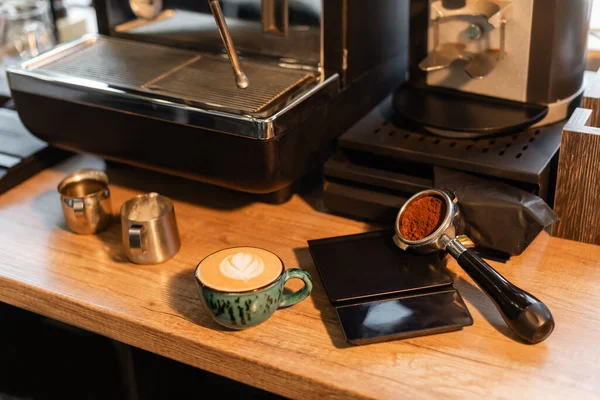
[
  {"xmin": 499, "ymin": 18, "xmax": 506, "ymax": 60},
  {"xmin": 419, "ymin": 43, "xmax": 470, "ymax": 72},
  {"xmin": 57, "ymin": 169, "xmax": 112, "ymax": 235},
  {"xmin": 128, "ymin": 225, "xmax": 144, "ymax": 257},
  {"xmin": 423, "ymin": 1, "xmax": 512, "ymax": 78},
  {"xmin": 445, "ymin": 237, "xmax": 468, "ymax": 258},
  {"xmin": 466, "ymin": 24, "xmax": 483, "ymax": 40},
  {"xmin": 430, "ymin": 0, "xmax": 512, "ymax": 28},
  {"xmin": 262, "ymin": 0, "xmax": 289, "ymax": 36},
  {"xmin": 34, "ymin": 37, "xmax": 198, "ymax": 88},
  {"xmin": 120, "ymin": 192, "xmax": 181, "ymax": 265},
  {"xmin": 208, "ymin": 0, "xmax": 249, "ymax": 89},
  {"xmin": 110, "ymin": 0, "xmax": 322, "ymax": 67},
  {"xmin": 464, "ymin": 18, "xmax": 505, "ymax": 79},
  {"xmin": 145, "ymin": 56, "xmax": 312, "ymax": 113},
  {"xmin": 433, "ymin": 17, "xmax": 440, "ymax": 49},
  {"xmin": 456, "ymin": 234, "xmax": 476, "ymax": 249},
  {"xmin": 32, "ymin": 36, "xmax": 312, "ymax": 113},
  {"xmin": 7, "ymin": 34, "xmax": 338, "ymax": 139},
  {"xmin": 464, "ymin": 50, "xmax": 499, "ymax": 79},
  {"xmin": 129, "ymin": 0, "xmax": 163, "ymax": 19}
]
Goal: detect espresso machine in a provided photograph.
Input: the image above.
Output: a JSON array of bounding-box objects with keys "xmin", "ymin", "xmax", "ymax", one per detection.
[
  {"xmin": 323, "ymin": 0, "xmax": 592, "ymax": 221},
  {"xmin": 7, "ymin": 0, "xmax": 409, "ymax": 201}
]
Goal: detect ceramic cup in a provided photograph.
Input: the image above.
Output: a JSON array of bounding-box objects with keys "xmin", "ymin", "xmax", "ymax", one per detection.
[{"xmin": 194, "ymin": 247, "xmax": 313, "ymax": 329}]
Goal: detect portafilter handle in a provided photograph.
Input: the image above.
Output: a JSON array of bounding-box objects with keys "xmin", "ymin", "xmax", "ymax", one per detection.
[{"xmin": 443, "ymin": 236, "xmax": 554, "ymax": 344}]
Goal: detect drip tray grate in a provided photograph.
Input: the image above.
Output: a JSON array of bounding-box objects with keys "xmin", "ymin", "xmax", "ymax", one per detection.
[
  {"xmin": 338, "ymin": 96, "xmax": 564, "ymax": 185},
  {"xmin": 145, "ymin": 56, "xmax": 313, "ymax": 113},
  {"xmin": 34, "ymin": 38, "xmax": 196, "ymax": 89},
  {"xmin": 33, "ymin": 36, "xmax": 315, "ymax": 114}
]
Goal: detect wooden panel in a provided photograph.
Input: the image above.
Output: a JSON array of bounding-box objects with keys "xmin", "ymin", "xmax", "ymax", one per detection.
[
  {"xmin": 581, "ymin": 68, "xmax": 600, "ymax": 127},
  {"xmin": 552, "ymin": 105, "xmax": 600, "ymax": 244},
  {"xmin": 1, "ymin": 155, "xmax": 600, "ymax": 399}
]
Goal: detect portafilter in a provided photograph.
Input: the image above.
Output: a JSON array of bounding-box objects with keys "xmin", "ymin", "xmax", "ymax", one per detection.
[{"xmin": 393, "ymin": 189, "xmax": 554, "ymax": 344}]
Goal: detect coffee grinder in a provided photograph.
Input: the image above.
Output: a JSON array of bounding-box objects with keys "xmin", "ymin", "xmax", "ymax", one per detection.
[{"xmin": 323, "ymin": 0, "xmax": 592, "ymax": 221}]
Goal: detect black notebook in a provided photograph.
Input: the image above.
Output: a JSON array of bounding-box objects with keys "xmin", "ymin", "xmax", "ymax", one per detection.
[{"xmin": 308, "ymin": 230, "xmax": 473, "ymax": 345}]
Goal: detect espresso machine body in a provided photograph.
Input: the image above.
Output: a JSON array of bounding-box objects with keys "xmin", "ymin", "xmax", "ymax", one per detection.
[{"xmin": 8, "ymin": 0, "xmax": 409, "ymax": 199}]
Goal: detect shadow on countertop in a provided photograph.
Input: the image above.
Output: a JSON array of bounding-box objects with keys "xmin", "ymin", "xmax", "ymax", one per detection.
[{"xmin": 0, "ymin": 302, "xmax": 283, "ymax": 400}]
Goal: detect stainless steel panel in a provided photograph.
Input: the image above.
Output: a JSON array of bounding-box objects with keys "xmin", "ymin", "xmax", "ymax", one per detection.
[
  {"xmin": 207, "ymin": 0, "xmax": 249, "ymax": 89},
  {"xmin": 262, "ymin": 0, "xmax": 289, "ymax": 35},
  {"xmin": 8, "ymin": 35, "xmax": 339, "ymax": 140},
  {"xmin": 108, "ymin": 1, "xmax": 322, "ymax": 66},
  {"xmin": 148, "ymin": 57, "xmax": 313, "ymax": 113},
  {"xmin": 33, "ymin": 38, "xmax": 197, "ymax": 89},
  {"xmin": 32, "ymin": 36, "xmax": 315, "ymax": 114}
]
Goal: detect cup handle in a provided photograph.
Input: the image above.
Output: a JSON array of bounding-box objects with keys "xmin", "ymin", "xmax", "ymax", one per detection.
[
  {"xmin": 129, "ymin": 225, "xmax": 146, "ymax": 256},
  {"xmin": 72, "ymin": 198, "xmax": 86, "ymax": 220},
  {"xmin": 278, "ymin": 269, "xmax": 313, "ymax": 308}
]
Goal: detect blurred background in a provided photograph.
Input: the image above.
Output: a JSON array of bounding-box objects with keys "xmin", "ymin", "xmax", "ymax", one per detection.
[{"xmin": 0, "ymin": 0, "xmax": 96, "ymax": 97}]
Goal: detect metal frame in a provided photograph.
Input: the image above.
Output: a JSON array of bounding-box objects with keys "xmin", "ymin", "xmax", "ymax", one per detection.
[{"xmin": 7, "ymin": 35, "xmax": 340, "ymax": 141}]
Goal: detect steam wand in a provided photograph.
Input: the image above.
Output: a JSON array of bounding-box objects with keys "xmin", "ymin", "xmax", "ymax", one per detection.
[{"xmin": 208, "ymin": 0, "xmax": 249, "ymax": 89}]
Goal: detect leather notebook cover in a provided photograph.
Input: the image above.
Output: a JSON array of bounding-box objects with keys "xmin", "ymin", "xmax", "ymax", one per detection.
[{"xmin": 308, "ymin": 230, "xmax": 452, "ymax": 304}]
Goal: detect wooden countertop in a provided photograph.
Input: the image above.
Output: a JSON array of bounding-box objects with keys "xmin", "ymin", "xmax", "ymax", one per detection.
[{"xmin": 1, "ymin": 155, "xmax": 599, "ymax": 399}]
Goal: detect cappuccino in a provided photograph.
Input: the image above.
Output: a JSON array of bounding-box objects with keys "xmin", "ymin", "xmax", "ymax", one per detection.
[{"xmin": 196, "ymin": 247, "xmax": 283, "ymax": 292}]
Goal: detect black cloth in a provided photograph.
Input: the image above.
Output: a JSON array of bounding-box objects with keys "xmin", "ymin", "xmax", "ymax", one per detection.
[{"xmin": 434, "ymin": 167, "xmax": 559, "ymax": 256}]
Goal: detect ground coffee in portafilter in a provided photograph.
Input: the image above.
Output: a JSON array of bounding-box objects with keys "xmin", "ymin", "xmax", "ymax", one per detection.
[{"xmin": 400, "ymin": 196, "xmax": 446, "ymax": 241}]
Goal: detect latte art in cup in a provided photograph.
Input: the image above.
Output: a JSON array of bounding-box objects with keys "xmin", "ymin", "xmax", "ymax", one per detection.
[
  {"xmin": 197, "ymin": 247, "xmax": 283, "ymax": 292},
  {"xmin": 219, "ymin": 252, "xmax": 265, "ymax": 282},
  {"xmin": 195, "ymin": 247, "xmax": 313, "ymax": 329}
]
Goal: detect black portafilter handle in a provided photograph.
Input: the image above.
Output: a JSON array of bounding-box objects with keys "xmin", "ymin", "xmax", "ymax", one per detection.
[{"xmin": 447, "ymin": 239, "xmax": 554, "ymax": 344}]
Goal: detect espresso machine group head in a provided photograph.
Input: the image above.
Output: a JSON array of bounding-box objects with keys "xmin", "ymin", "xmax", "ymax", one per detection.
[{"xmin": 7, "ymin": 0, "xmax": 409, "ymax": 201}]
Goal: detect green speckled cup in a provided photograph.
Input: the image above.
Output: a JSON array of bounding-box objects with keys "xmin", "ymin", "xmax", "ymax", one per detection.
[{"xmin": 194, "ymin": 248, "xmax": 313, "ymax": 330}]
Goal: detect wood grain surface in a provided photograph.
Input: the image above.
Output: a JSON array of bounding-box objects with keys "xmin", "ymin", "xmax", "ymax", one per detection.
[
  {"xmin": 582, "ymin": 68, "xmax": 600, "ymax": 127},
  {"xmin": 1, "ymin": 155, "xmax": 600, "ymax": 399},
  {"xmin": 552, "ymin": 107, "xmax": 600, "ymax": 245}
]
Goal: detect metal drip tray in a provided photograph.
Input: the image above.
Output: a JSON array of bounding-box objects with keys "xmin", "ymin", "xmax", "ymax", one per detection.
[
  {"xmin": 33, "ymin": 38, "xmax": 196, "ymax": 88},
  {"xmin": 28, "ymin": 36, "xmax": 315, "ymax": 115},
  {"xmin": 143, "ymin": 56, "xmax": 313, "ymax": 113}
]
